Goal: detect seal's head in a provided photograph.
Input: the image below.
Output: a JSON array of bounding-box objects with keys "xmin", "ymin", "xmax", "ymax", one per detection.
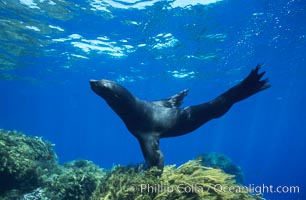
[
  {"xmin": 90, "ymin": 79, "xmax": 118, "ymax": 98},
  {"xmin": 90, "ymin": 79, "xmax": 136, "ymax": 110}
]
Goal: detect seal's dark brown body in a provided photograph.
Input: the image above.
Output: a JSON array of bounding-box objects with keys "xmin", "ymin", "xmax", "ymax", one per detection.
[{"xmin": 90, "ymin": 65, "xmax": 270, "ymax": 170}]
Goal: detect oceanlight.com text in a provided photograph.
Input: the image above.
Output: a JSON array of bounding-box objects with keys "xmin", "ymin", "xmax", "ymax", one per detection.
[{"xmin": 137, "ymin": 183, "xmax": 300, "ymax": 195}]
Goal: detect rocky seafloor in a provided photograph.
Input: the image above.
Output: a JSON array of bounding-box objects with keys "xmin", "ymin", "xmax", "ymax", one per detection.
[{"xmin": 0, "ymin": 129, "xmax": 264, "ymax": 200}]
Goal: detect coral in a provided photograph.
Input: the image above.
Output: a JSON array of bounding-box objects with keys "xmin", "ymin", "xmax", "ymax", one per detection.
[
  {"xmin": 43, "ymin": 160, "xmax": 105, "ymax": 200},
  {"xmin": 92, "ymin": 160, "xmax": 262, "ymax": 200},
  {"xmin": 0, "ymin": 129, "xmax": 57, "ymax": 197},
  {"xmin": 197, "ymin": 153, "xmax": 244, "ymax": 184}
]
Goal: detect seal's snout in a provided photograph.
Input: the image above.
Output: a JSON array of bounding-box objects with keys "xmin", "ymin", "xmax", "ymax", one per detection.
[
  {"xmin": 89, "ymin": 80, "xmax": 98, "ymax": 89},
  {"xmin": 90, "ymin": 79, "xmax": 113, "ymax": 90},
  {"xmin": 90, "ymin": 79, "xmax": 98, "ymax": 85},
  {"xmin": 90, "ymin": 79, "xmax": 117, "ymax": 100}
]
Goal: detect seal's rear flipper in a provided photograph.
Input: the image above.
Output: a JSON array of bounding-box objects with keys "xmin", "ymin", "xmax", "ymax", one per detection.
[
  {"xmin": 137, "ymin": 134, "xmax": 164, "ymax": 170},
  {"xmin": 190, "ymin": 65, "xmax": 270, "ymax": 122},
  {"xmin": 222, "ymin": 64, "xmax": 270, "ymax": 103}
]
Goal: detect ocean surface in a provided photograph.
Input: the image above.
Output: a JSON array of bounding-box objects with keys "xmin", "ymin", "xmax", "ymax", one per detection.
[{"xmin": 1, "ymin": 0, "xmax": 305, "ymax": 199}]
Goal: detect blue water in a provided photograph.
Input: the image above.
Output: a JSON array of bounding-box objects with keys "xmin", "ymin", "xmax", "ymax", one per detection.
[{"xmin": 1, "ymin": 0, "xmax": 305, "ymax": 199}]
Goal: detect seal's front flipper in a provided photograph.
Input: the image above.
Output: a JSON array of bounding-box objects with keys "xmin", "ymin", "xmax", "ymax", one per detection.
[
  {"xmin": 137, "ymin": 134, "xmax": 164, "ymax": 170},
  {"xmin": 154, "ymin": 89, "xmax": 189, "ymax": 108}
]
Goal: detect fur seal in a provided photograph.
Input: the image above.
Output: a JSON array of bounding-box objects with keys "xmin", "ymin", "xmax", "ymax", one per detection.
[{"xmin": 90, "ymin": 65, "xmax": 269, "ymax": 170}]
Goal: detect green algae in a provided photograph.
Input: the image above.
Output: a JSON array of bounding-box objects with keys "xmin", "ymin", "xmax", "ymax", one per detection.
[
  {"xmin": 0, "ymin": 129, "xmax": 264, "ymax": 200},
  {"xmin": 91, "ymin": 160, "xmax": 262, "ymax": 200},
  {"xmin": 0, "ymin": 129, "xmax": 105, "ymax": 200},
  {"xmin": 43, "ymin": 160, "xmax": 105, "ymax": 200},
  {"xmin": 0, "ymin": 129, "xmax": 57, "ymax": 196}
]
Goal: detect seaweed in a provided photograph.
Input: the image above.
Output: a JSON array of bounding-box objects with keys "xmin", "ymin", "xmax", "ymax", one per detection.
[
  {"xmin": 91, "ymin": 164, "xmax": 160, "ymax": 200},
  {"xmin": 0, "ymin": 129, "xmax": 264, "ymax": 200},
  {"xmin": 43, "ymin": 160, "xmax": 105, "ymax": 200},
  {"xmin": 91, "ymin": 160, "xmax": 262, "ymax": 200},
  {"xmin": 0, "ymin": 129, "xmax": 57, "ymax": 197}
]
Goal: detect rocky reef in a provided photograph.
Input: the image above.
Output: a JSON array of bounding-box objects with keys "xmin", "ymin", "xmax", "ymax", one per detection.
[
  {"xmin": 0, "ymin": 129, "xmax": 263, "ymax": 200},
  {"xmin": 197, "ymin": 153, "xmax": 244, "ymax": 184}
]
